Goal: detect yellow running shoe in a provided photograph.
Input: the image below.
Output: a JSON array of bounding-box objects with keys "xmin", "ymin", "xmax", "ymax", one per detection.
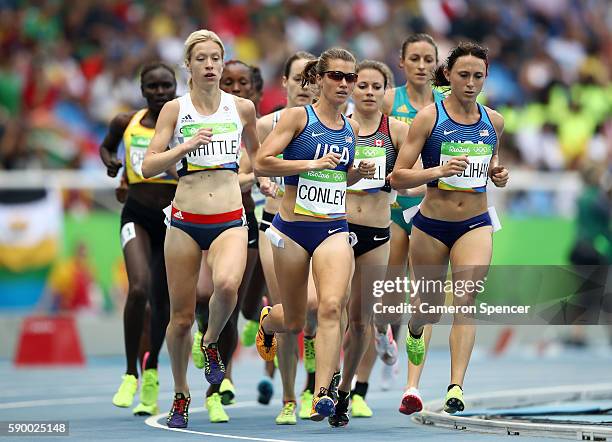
[
  {"xmin": 444, "ymin": 385, "xmax": 465, "ymax": 414},
  {"xmin": 192, "ymin": 330, "xmax": 204, "ymax": 369},
  {"xmin": 275, "ymin": 401, "xmax": 297, "ymax": 425},
  {"xmin": 133, "ymin": 368, "xmax": 159, "ymax": 416},
  {"xmin": 219, "ymin": 378, "xmax": 236, "ymax": 405},
  {"xmin": 299, "ymin": 390, "xmax": 313, "ymax": 419},
  {"xmin": 256, "ymin": 306, "xmax": 277, "ymax": 361},
  {"xmin": 303, "ymin": 336, "xmax": 316, "ymax": 374},
  {"xmin": 112, "ymin": 374, "xmax": 137, "ymax": 408},
  {"xmin": 351, "ymin": 394, "xmax": 373, "ymax": 418},
  {"xmin": 206, "ymin": 393, "xmax": 229, "ymax": 423},
  {"xmin": 240, "ymin": 320, "xmax": 259, "ymax": 347}
]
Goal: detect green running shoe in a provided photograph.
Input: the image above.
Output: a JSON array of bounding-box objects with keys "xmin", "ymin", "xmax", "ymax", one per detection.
[
  {"xmin": 219, "ymin": 378, "xmax": 236, "ymax": 405},
  {"xmin": 303, "ymin": 336, "xmax": 316, "ymax": 374},
  {"xmin": 240, "ymin": 319, "xmax": 259, "ymax": 347},
  {"xmin": 444, "ymin": 386, "xmax": 465, "ymax": 414},
  {"xmin": 351, "ymin": 394, "xmax": 373, "ymax": 418},
  {"xmin": 192, "ymin": 330, "xmax": 204, "ymax": 369},
  {"xmin": 206, "ymin": 393, "xmax": 229, "ymax": 423},
  {"xmin": 133, "ymin": 368, "xmax": 159, "ymax": 416},
  {"xmin": 299, "ymin": 390, "xmax": 313, "ymax": 419},
  {"xmin": 275, "ymin": 401, "xmax": 297, "ymax": 425},
  {"xmin": 406, "ymin": 328, "xmax": 425, "ymax": 366},
  {"xmin": 112, "ymin": 374, "xmax": 137, "ymax": 408}
]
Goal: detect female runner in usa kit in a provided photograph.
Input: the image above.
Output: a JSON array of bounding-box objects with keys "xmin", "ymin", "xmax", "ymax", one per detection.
[
  {"xmin": 391, "ymin": 42, "xmax": 508, "ymax": 415},
  {"xmin": 141, "ymin": 29, "xmax": 260, "ymax": 429},
  {"xmin": 254, "ymin": 47, "xmax": 376, "ymax": 423},
  {"xmin": 329, "ymin": 60, "xmax": 410, "ymax": 427},
  {"xmin": 101, "ymin": 62, "xmax": 176, "ymax": 416},
  {"xmin": 256, "ymin": 51, "xmax": 324, "ymax": 424}
]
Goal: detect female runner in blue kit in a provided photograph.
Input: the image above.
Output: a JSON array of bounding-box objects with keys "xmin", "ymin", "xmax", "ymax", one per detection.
[{"xmin": 391, "ymin": 42, "xmax": 509, "ymax": 415}]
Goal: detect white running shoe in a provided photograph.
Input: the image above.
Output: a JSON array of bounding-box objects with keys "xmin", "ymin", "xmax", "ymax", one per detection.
[{"xmin": 375, "ymin": 325, "xmax": 398, "ymax": 365}]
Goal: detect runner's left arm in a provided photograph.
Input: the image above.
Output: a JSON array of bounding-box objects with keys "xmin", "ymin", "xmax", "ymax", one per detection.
[{"xmin": 487, "ymin": 109, "xmax": 508, "ymax": 188}]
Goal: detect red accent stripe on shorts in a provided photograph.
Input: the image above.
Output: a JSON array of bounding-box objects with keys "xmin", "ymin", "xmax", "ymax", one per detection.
[{"xmin": 171, "ymin": 206, "xmax": 243, "ymax": 224}]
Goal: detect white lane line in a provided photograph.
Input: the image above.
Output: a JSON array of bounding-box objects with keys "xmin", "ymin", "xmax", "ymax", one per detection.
[
  {"xmin": 0, "ymin": 396, "xmax": 110, "ymax": 409},
  {"xmin": 144, "ymin": 401, "xmax": 299, "ymax": 442}
]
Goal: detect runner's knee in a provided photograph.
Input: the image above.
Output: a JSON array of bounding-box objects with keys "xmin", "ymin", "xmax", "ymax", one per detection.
[
  {"xmin": 318, "ymin": 298, "xmax": 343, "ymax": 322},
  {"xmin": 170, "ymin": 311, "xmax": 195, "ymax": 335},
  {"xmin": 126, "ymin": 281, "xmax": 148, "ymax": 303},
  {"xmin": 214, "ymin": 275, "xmax": 242, "ymax": 298}
]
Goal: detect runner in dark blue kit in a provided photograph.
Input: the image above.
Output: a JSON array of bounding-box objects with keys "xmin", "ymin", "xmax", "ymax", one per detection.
[
  {"xmin": 254, "ymin": 48, "xmax": 376, "ymax": 424},
  {"xmin": 391, "ymin": 42, "xmax": 509, "ymax": 415}
]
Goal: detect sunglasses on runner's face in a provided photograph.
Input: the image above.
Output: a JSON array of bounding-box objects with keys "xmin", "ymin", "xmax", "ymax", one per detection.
[{"xmin": 323, "ymin": 71, "xmax": 358, "ymax": 83}]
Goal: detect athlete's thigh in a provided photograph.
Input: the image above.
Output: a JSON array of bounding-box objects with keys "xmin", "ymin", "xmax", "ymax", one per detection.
[
  {"xmin": 207, "ymin": 226, "xmax": 248, "ymax": 289},
  {"xmin": 350, "ymin": 242, "xmax": 390, "ymax": 323},
  {"xmin": 123, "ymin": 223, "xmax": 152, "ymax": 291},
  {"xmin": 164, "ymin": 227, "xmax": 202, "ymax": 314},
  {"xmin": 312, "ymin": 233, "xmax": 354, "ymax": 304},
  {"xmin": 196, "ymin": 251, "xmax": 212, "ymax": 300},
  {"xmin": 409, "ymin": 226, "xmax": 450, "ymax": 305},
  {"xmin": 449, "ymin": 227, "xmax": 493, "ymax": 267},
  {"xmin": 270, "ymin": 226, "xmax": 310, "ymax": 323},
  {"xmin": 259, "ymin": 230, "xmax": 281, "ymax": 305},
  {"xmin": 306, "ymin": 265, "xmax": 318, "ymax": 306},
  {"xmin": 389, "ymin": 222, "xmax": 410, "ymax": 268},
  {"xmin": 449, "ymin": 227, "xmax": 493, "ymax": 307}
]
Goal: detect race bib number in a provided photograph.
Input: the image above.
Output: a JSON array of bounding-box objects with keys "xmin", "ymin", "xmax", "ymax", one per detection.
[
  {"xmin": 127, "ymin": 134, "xmax": 168, "ymax": 180},
  {"xmin": 348, "ymin": 145, "xmax": 385, "ymax": 191},
  {"xmin": 438, "ymin": 142, "xmax": 492, "ymax": 192},
  {"xmin": 181, "ymin": 122, "xmax": 240, "ymax": 171},
  {"xmin": 121, "ymin": 222, "xmax": 136, "ymax": 248},
  {"xmin": 294, "ymin": 170, "xmax": 347, "ymax": 219}
]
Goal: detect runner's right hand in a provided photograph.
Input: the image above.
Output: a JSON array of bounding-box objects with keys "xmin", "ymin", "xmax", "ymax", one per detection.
[
  {"xmin": 104, "ymin": 156, "xmax": 123, "ymax": 177},
  {"xmin": 309, "ymin": 153, "xmax": 341, "ymax": 171},
  {"xmin": 439, "ymin": 155, "xmax": 468, "ymax": 178},
  {"xmin": 183, "ymin": 128, "xmax": 213, "ymax": 154}
]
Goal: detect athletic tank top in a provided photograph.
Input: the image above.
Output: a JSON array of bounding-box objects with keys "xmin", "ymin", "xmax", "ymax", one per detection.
[
  {"xmin": 284, "ymin": 105, "xmax": 356, "ymax": 219},
  {"xmin": 123, "ymin": 109, "xmax": 177, "ymax": 185},
  {"xmin": 391, "ymin": 85, "xmax": 445, "ymax": 125},
  {"xmin": 422, "ymin": 101, "xmax": 497, "ymax": 192},
  {"xmin": 171, "ymin": 91, "xmax": 242, "ymax": 177},
  {"xmin": 284, "ymin": 105, "xmax": 355, "ymax": 185},
  {"xmin": 347, "ymin": 114, "xmax": 396, "ymax": 193}
]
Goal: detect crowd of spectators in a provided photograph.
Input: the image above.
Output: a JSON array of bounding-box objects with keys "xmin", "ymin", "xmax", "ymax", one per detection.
[{"xmin": 0, "ymin": 0, "xmax": 609, "ymax": 174}]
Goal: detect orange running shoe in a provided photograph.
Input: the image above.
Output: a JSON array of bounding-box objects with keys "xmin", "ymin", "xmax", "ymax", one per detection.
[{"xmin": 256, "ymin": 306, "xmax": 277, "ymax": 361}]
